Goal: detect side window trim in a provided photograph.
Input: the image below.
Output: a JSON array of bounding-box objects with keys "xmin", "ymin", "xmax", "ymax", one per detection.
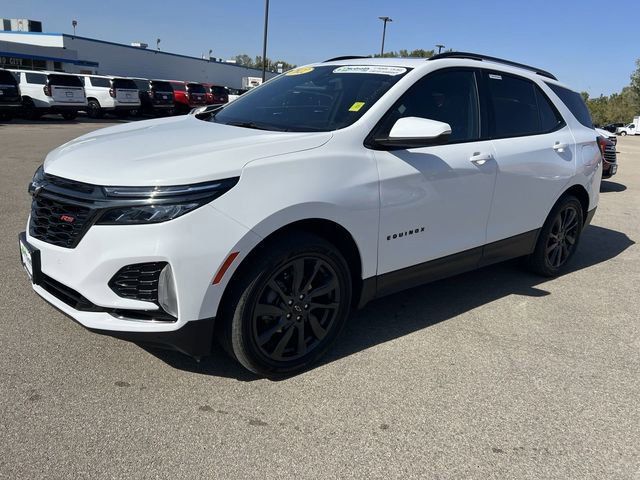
[
  {"xmin": 364, "ymin": 67, "xmax": 484, "ymax": 149},
  {"xmin": 482, "ymin": 69, "xmax": 566, "ymax": 140}
]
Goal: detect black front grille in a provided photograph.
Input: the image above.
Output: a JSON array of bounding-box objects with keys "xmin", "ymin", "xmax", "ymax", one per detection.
[
  {"xmin": 29, "ymin": 196, "xmax": 94, "ymax": 248},
  {"xmin": 109, "ymin": 262, "xmax": 167, "ymax": 303},
  {"xmin": 603, "ymin": 145, "xmax": 616, "ymax": 163}
]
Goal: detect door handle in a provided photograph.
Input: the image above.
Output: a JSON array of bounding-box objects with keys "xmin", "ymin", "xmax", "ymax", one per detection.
[
  {"xmin": 553, "ymin": 142, "xmax": 568, "ymax": 152},
  {"xmin": 470, "ymin": 152, "xmax": 492, "ymax": 165}
]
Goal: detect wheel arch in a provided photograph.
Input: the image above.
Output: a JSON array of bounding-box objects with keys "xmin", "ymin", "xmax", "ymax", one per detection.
[
  {"xmin": 559, "ymin": 184, "xmax": 589, "ymax": 224},
  {"xmin": 216, "ymin": 218, "xmax": 365, "ymax": 319}
]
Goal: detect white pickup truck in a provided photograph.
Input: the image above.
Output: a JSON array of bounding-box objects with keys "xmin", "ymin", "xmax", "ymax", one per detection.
[{"xmin": 617, "ymin": 116, "xmax": 640, "ymax": 135}]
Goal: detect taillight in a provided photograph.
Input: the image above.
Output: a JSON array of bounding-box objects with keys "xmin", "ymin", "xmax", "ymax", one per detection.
[
  {"xmin": 43, "ymin": 85, "xmax": 51, "ymax": 96},
  {"xmin": 596, "ymin": 137, "xmax": 606, "ymax": 158},
  {"xmin": 109, "ymin": 88, "xmax": 116, "ymax": 98},
  {"xmin": 148, "ymin": 89, "xmax": 153, "ymax": 97}
]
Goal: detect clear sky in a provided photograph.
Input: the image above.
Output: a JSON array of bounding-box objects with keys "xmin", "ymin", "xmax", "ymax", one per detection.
[{"xmin": 2, "ymin": 0, "xmax": 638, "ymax": 96}]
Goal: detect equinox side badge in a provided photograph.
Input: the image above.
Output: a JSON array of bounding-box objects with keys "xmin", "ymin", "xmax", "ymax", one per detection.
[{"xmin": 387, "ymin": 227, "xmax": 425, "ymax": 241}]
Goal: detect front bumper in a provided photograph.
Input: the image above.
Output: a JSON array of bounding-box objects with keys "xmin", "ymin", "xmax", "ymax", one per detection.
[{"xmin": 21, "ymin": 203, "xmax": 261, "ymax": 354}]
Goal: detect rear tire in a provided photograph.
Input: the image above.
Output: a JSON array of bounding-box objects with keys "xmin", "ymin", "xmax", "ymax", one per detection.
[
  {"xmin": 217, "ymin": 232, "xmax": 352, "ymax": 377},
  {"xmin": 620, "ymin": 131, "xmax": 627, "ymax": 136},
  {"xmin": 0, "ymin": 113, "xmax": 12, "ymax": 122},
  {"xmin": 22, "ymin": 98, "xmax": 41, "ymax": 120},
  {"xmin": 525, "ymin": 195, "xmax": 584, "ymax": 277},
  {"xmin": 86, "ymin": 99, "xmax": 103, "ymax": 119}
]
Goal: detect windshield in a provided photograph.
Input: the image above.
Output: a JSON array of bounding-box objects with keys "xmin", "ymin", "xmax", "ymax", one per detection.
[{"xmin": 211, "ymin": 65, "xmax": 410, "ymax": 132}]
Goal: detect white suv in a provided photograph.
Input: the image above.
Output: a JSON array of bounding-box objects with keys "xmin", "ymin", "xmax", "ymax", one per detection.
[
  {"xmin": 19, "ymin": 53, "xmax": 602, "ymax": 376},
  {"xmin": 11, "ymin": 69, "xmax": 87, "ymax": 120},
  {"xmin": 80, "ymin": 75, "xmax": 140, "ymax": 118}
]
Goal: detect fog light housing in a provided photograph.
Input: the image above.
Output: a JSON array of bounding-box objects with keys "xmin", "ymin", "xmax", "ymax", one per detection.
[{"xmin": 158, "ymin": 264, "xmax": 178, "ymax": 318}]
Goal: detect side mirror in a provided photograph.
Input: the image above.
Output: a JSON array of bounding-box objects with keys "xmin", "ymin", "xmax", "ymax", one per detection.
[{"xmin": 375, "ymin": 117, "xmax": 452, "ymax": 149}]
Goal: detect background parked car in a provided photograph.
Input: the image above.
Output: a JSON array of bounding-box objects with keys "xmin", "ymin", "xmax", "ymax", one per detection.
[
  {"xmin": 596, "ymin": 127, "xmax": 617, "ymax": 145},
  {"xmin": 227, "ymin": 87, "xmax": 247, "ymax": 102},
  {"xmin": 0, "ymin": 67, "xmax": 22, "ymax": 121},
  {"xmin": 167, "ymin": 80, "xmax": 207, "ymax": 113},
  {"xmin": 203, "ymin": 83, "xmax": 229, "ymax": 105},
  {"xmin": 11, "ymin": 69, "xmax": 86, "ymax": 120},
  {"xmin": 616, "ymin": 117, "xmax": 639, "ymax": 135},
  {"xmin": 131, "ymin": 78, "xmax": 175, "ymax": 116},
  {"xmin": 601, "ymin": 122, "xmax": 625, "ymax": 133},
  {"xmin": 597, "ymin": 135, "xmax": 618, "ymax": 178},
  {"xmin": 79, "ymin": 75, "xmax": 140, "ymax": 118}
]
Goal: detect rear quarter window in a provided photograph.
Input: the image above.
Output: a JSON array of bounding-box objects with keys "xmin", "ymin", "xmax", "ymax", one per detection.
[
  {"xmin": 25, "ymin": 73, "xmax": 47, "ymax": 85},
  {"xmin": 88, "ymin": 76, "xmax": 111, "ymax": 88},
  {"xmin": 546, "ymin": 83, "xmax": 593, "ymax": 128}
]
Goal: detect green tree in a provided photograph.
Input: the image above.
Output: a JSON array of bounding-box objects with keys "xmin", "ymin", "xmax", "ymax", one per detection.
[{"xmin": 630, "ymin": 58, "xmax": 640, "ymax": 102}]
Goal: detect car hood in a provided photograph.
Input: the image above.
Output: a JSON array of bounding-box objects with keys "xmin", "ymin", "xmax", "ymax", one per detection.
[{"xmin": 44, "ymin": 115, "xmax": 333, "ymax": 186}]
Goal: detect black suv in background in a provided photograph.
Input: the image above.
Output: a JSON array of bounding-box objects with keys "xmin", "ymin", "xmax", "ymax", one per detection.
[
  {"xmin": 131, "ymin": 78, "xmax": 175, "ymax": 116},
  {"xmin": 0, "ymin": 68, "xmax": 22, "ymax": 121}
]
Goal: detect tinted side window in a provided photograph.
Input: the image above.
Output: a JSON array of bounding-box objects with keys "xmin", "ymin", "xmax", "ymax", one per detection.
[
  {"xmin": 89, "ymin": 76, "xmax": 111, "ymax": 88},
  {"xmin": 171, "ymin": 83, "xmax": 186, "ymax": 92},
  {"xmin": 378, "ymin": 69, "xmax": 480, "ymax": 142},
  {"xmin": 487, "ymin": 73, "xmax": 542, "ymax": 138},
  {"xmin": 546, "ymin": 83, "xmax": 593, "ymax": 128},
  {"xmin": 25, "ymin": 73, "xmax": 46, "ymax": 85},
  {"xmin": 535, "ymin": 88, "xmax": 565, "ymax": 132}
]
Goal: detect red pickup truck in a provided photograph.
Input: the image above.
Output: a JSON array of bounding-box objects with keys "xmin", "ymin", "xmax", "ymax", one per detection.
[{"xmin": 167, "ymin": 80, "xmax": 208, "ymax": 113}]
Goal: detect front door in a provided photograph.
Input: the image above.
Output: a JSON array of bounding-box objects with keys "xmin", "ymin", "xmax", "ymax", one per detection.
[{"xmin": 374, "ymin": 69, "xmax": 497, "ymax": 287}]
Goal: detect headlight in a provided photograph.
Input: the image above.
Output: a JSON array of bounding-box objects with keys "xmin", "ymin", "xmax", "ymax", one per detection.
[
  {"xmin": 96, "ymin": 177, "xmax": 238, "ymax": 225},
  {"xmin": 28, "ymin": 165, "xmax": 45, "ymax": 194}
]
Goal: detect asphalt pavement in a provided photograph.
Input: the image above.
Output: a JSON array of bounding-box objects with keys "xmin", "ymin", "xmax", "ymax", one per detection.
[{"xmin": 1, "ymin": 119, "xmax": 638, "ymax": 479}]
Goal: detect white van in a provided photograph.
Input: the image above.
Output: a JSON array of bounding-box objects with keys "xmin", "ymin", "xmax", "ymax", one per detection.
[
  {"xmin": 80, "ymin": 75, "xmax": 140, "ymax": 118},
  {"xmin": 11, "ymin": 69, "xmax": 87, "ymax": 120}
]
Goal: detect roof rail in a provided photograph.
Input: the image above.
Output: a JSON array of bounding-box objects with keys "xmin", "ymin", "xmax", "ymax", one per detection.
[
  {"xmin": 428, "ymin": 51, "xmax": 557, "ymax": 80},
  {"xmin": 324, "ymin": 55, "xmax": 370, "ymax": 62}
]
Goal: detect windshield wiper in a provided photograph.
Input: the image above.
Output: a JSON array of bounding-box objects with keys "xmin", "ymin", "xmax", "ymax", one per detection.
[{"xmin": 224, "ymin": 120, "xmax": 289, "ymax": 132}]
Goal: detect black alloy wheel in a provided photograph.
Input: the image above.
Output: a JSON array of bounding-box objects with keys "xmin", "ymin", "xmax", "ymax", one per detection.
[
  {"xmin": 87, "ymin": 99, "xmax": 103, "ymax": 118},
  {"xmin": 218, "ymin": 232, "xmax": 352, "ymax": 377},
  {"xmin": 545, "ymin": 204, "xmax": 580, "ymax": 269},
  {"xmin": 526, "ymin": 195, "xmax": 584, "ymax": 277},
  {"xmin": 252, "ymin": 256, "xmax": 342, "ymax": 363}
]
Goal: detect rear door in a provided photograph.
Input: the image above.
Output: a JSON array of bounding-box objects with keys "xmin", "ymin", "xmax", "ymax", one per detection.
[
  {"xmin": 483, "ymin": 71, "xmax": 575, "ymax": 243},
  {"xmin": 112, "ymin": 78, "xmax": 139, "ymax": 105},
  {"xmin": 187, "ymin": 83, "xmax": 207, "ymax": 105},
  {"xmin": 0, "ymin": 69, "xmax": 20, "ymax": 105},
  {"xmin": 49, "ymin": 74, "xmax": 86, "ymax": 104}
]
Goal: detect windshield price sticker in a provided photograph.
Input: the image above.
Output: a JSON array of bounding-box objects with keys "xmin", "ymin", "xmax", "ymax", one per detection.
[
  {"xmin": 333, "ymin": 66, "xmax": 407, "ymax": 76},
  {"xmin": 285, "ymin": 67, "xmax": 315, "ymax": 76}
]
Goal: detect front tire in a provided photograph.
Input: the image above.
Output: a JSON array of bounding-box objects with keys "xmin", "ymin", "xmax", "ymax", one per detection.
[
  {"xmin": 525, "ymin": 195, "xmax": 584, "ymax": 277},
  {"xmin": 619, "ymin": 131, "xmax": 627, "ymax": 136},
  {"xmin": 218, "ymin": 232, "xmax": 352, "ymax": 377}
]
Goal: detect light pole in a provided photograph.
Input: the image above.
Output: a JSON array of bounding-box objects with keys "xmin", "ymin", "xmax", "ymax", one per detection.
[
  {"xmin": 436, "ymin": 44, "xmax": 445, "ymax": 54},
  {"xmin": 71, "ymin": 20, "xmax": 77, "ymax": 37},
  {"xmin": 156, "ymin": 38, "xmax": 161, "ymax": 51},
  {"xmin": 378, "ymin": 16, "xmax": 392, "ymax": 57},
  {"xmin": 261, "ymin": 0, "xmax": 270, "ymax": 82}
]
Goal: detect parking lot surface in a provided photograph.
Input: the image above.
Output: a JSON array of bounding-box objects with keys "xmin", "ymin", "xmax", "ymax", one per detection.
[{"xmin": 1, "ymin": 121, "xmax": 639, "ymax": 479}]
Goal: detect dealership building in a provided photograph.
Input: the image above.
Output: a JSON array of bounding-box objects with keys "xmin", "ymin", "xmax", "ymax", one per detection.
[{"xmin": 0, "ymin": 22, "xmax": 276, "ymax": 89}]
